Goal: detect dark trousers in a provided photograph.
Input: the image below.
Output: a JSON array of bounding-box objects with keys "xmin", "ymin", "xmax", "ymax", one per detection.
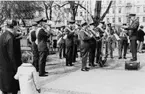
[
  {"xmin": 119, "ymin": 39, "xmax": 128, "ymax": 57},
  {"xmin": 32, "ymin": 42, "xmax": 39, "ymax": 71},
  {"xmin": 89, "ymin": 42, "xmax": 96, "ymax": 66},
  {"xmin": 66, "ymin": 46, "xmax": 73, "ymax": 66},
  {"xmin": 39, "ymin": 51, "xmax": 47, "ymax": 75},
  {"xmin": 72, "ymin": 44, "xmax": 77, "ymax": 62},
  {"xmin": 81, "ymin": 42, "xmax": 90, "ymax": 69},
  {"xmin": 130, "ymin": 39, "xmax": 137, "ymax": 59},
  {"xmin": 59, "ymin": 43, "xmax": 66, "ymax": 58},
  {"xmin": 2, "ymin": 91, "xmax": 18, "ymax": 94},
  {"xmin": 96, "ymin": 40, "xmax": 102, "ymax": 63}
]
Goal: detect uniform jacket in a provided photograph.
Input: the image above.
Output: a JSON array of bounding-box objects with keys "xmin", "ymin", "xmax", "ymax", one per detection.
[
  {"xmin": 37, "ymin": 28, "xmax": 49, "ymax": 51},
  {"xmin": 65, "ymin": 28, "xmax": 74, "ymax": 47},
  {"xmin": 14, "ymin": 63, "xmax": 40, "ymax": 94},
  {"xmin": 126, "ymin": 19, "xmax": 139, "ymax": 40},
  {"xmin": 0, "ymin": 30, "xmax": 19, "ymax": 92}
]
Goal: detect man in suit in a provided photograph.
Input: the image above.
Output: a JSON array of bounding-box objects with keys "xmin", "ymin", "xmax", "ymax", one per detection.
[
  {"xmin": 0, "ymin": 19, "xmax": 20, "ymax": 94},
  {"xmin": 125, "ymin": 14, "xmax": 139, "ymax": 61},
  {"xmin": 36, "ymin": 21, "xmax": 50, "ymax": 76}
]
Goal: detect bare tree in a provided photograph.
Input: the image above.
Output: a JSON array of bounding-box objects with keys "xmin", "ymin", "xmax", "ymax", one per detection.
[{"xmin": 43, "ymin": 1, "xmax": 54, "ymax": 20}]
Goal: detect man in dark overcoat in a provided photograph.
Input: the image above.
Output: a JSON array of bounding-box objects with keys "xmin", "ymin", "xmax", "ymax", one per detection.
[{"xmin": 0, "ymin": 19, "xmax": 20, "ymax": 94}]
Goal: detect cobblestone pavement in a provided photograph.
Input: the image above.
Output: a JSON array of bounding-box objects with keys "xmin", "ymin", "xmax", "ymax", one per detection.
[
  {"xmin": 1, "ymin": 49, "xmax": 145, "ymax": 94},
  {"xmin": 39, "ymin": 49, "xmax": 145, "ymax": 94}
]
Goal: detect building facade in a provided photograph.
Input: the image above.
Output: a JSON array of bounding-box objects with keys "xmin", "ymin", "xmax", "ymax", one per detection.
[{"xmin": 102, "ymin": 0, "xmax": 145, "ymax": 26}]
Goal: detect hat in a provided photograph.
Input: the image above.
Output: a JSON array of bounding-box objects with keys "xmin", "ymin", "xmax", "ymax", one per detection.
[
  {"xmin": 129, "ymin": 14, "xmax": 136, "ymax": 17},
  {"xmin": 89, "ymin": 23, "xmax": 95, "ymax": 26},
  {"xmin": 100, "ymin": 21, "xmax": 105, "ymax": 25},
  {"xmin": 140, "ymin": 25, "xmax": 144, "ymax": 29},
  {"xmin": 107, "ymin": 23, "xmax": 111, "ymax": 26},
  {"xmin": 68, "ymin": 20, "xmax": 75, "ymax": 24},
  {"xmin": 123, "ymin": 23, "xmax": 127, "ymax": 26},
  {"xmin": 81, "ymin": 22, "xmax": 88, "ymax": 27}
]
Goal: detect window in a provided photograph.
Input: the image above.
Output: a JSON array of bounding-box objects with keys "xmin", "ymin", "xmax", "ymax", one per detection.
[
  {"xmin": 137, "ymin": 17, "xmax": 140, "ymax": 21},
  {"xmin": 112, "ymin": 8, "xmax": 115, "ymax": 13},
  {"xmin": 119, "ymin": 8, "xmax": 121, "ymax": 13},
  {"xmin": 112, "ymin": 18, "xmax": 115, "ymax": 23},
  {"xmin": 137, "ymin": 7, "xmax": 140, "ymax": 13},
  {"xmin": 143, "ymin": 17, "xmax": 145, "ymax": 22},
  {"xmin": 119, "ymin": 0, "xmax": 122, "ymax": 4},
  {"xmin": 143, "ymin": 7, "xmax": 145, "ymax": 12},
  {"xmin": 118, "ymin": 17, "xmax": 121, "ymax": 22},
  {"xmin": 107, "ymin": 18, "xmax": 109, "ymax": 22},
  {"xmin": 80, "ymin": 12, "xmax": 83, "ymax": 16}
]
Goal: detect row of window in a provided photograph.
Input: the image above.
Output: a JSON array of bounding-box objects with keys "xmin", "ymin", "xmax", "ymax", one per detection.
[
  {"xmin": 106, "ymin": 16, "xmax": 145, "ymax": 23},
  {"xmin": 107, "ymin": 17, "xmax": 122, "ymax": 23},
  {"xmin": 107, "ymin": 6, "xmax": 145, "ymax": 14}
]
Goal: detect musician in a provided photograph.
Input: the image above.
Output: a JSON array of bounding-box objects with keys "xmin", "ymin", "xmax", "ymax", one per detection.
[
  {"xmin": 65, "ymin": 21, "xmax": 75, "ymax": 66},
  {"xmin": 36, "ymin": 21, "xmax": 50, "ymax": 76},
  {"xmin": 125, "ymin": 14, "xmax": 139, "ymax": 61},
  {"xmin": 28, "ymin": 23, "xmax": 39, "ymax": 71},
  {"xmin": 106, "ymin": 23, "xmax": 114, "ymax": 59},
  {"xmin": 118, "ymin": 23, "xmax": 129, "ymax": 59},
  {"xmin": 79, "ymin": 22, "xmax": 93, "ymax": 71},
  {"xmin": 57, "ymin": 26, "xmax": 66, "ymax": 59},
  {"xmin": 94, "ymin": 21, "xmax": 105, "ymax": 66}
]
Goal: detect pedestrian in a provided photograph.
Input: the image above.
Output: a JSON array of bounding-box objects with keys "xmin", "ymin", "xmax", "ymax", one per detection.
[
  {"xmin": 14, "ymin": 51, "xmax": 40, "ymax": 94},
  {"xmin": 125, "ymin": 14, "xmax": 139, "ymax": 61},
  {"xmin": 0, "ymin": 19, "xmax": 20, "ymax": 94},
  {"xmin": 137, "ymin": 25, "xmax": 145, "ymax": 53}
]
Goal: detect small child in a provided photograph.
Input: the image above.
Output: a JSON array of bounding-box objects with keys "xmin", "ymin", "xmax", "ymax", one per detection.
[{"xmin": 14, "ymin": 51, "xmax": 41, "ymax": 94}]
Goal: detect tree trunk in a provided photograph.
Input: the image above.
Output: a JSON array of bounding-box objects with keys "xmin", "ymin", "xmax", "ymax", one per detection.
[
  {"xmin": 94, "ymin": 1, "xmax": 102, "ymax": 26},
  {"xmin": 49, "ymin": 7, "xmax": 52, "ymax": 20},
  {"xmin": 100, "ymin": 1, "xmax": 113, "ymax": 20}
]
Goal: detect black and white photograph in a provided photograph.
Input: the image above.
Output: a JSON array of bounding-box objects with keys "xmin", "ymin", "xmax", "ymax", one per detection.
[{"xmin": 0, "ymin": 0, "xmax": 145, "ymax": 94}]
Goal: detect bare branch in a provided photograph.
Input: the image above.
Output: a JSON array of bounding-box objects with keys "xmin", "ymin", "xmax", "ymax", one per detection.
[
  {"xmin": 76, "ymin": 3, "xmax": 94, "ymax": 21},
  {"xmin": 100, "ymin": 1, "xmax": 113, "ymax": 20}
]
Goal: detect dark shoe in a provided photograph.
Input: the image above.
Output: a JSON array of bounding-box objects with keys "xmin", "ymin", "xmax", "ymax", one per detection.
[
  {"xmin": 81, "ymin": 68, "xmax": 89, "ymax": 71},
  {"xmin": 69, "ymin": 64, "xmax": 74, "ymax": 66},
  {"xmin": 118, "ymin": 57, "xmax": 122, "ymax": 59},
  {"xmin": 130, "ymin": 59, "xmax": 137, "ymax": 61},
  {"xmin": 39, "ymin": 74, "xmax": 48, "ymax": 77},
  {"xmin": 44, "ymin": 72, "xmax": 48, "ymax": 74},
  {"xmin": 123, "ymin": 57, "xmax": 127, "ymax": 59}
]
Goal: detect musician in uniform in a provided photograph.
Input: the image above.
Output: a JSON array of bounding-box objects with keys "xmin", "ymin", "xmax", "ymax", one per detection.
[
  {"xmin": 106, "ymin": 23, "xmax": 114, "ymax": 58},
  {"xmin": 94, "ymin": 21, "xmax": 105, "ymax": 67},
  {"xmin": 36, "ymin": 20, "xmax": 50, "ymax": 76},
  {"xmin": 125, "ymin": 14, "xmax": 139, "ymax": 61},
  {"xmin": 88, "ymin": 23, "xmax": 97, "ymax": 67},
  {"xmin": 65, "ymin": 21, "xmax": 75, "ymax": 66},
  {"xmin": 79, "ymin": 22, "xmax": 92, "ymax": 71},
  {"xmin": 28, "ymin": 23, "xmax": 39, "ymax": 71},
  {"xmin": 118, "ymin": 23, "xmax": 128, "ymax": 59}
]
